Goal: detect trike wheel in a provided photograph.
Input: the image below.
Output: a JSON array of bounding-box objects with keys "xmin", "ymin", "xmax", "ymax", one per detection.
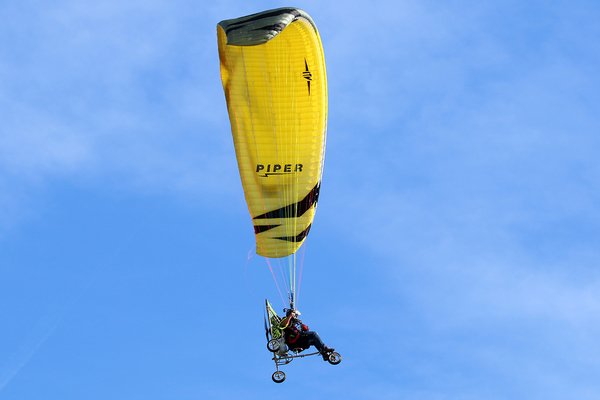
[
  {"xmin": 267, "ymin": 339, "xmax": 281, "ymax": 352},
  {"xmin": 272, "ymin": 370, "xmax": 286, "ymax": 383},
  {"xmin": 328, "ymin": 352, "xmax": 342, "ymax": 365}
]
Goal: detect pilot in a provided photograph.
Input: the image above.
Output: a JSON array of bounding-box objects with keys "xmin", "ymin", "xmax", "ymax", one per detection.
[{"xmin": 279, "ymin": 309, "xmax": 335, "ymax": 360}]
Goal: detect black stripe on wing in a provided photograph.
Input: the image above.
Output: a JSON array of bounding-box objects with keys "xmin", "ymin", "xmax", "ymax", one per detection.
[
  {"xmin": 253, "ymin": 183, "xmax": 320, "ymax": 220},
  {"xmin": 274, "ymin": 225, "xmax": 312, "ymax": 242}
]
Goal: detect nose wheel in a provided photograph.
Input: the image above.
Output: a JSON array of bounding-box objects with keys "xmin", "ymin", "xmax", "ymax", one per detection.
[{"xmin": 327, "ymin": 352, "xmax": 342, "ymax": 365}]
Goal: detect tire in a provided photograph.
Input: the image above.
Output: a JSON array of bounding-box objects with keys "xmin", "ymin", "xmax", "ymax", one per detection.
[
  {"xmin": 328, "ymin": 352, "xmax": 342, "ymax": 365},
  {"xmin": 267, "ymin": 339, "xmax": 281, "ymax": 352},
  {"xmin": 272, "ymin": 370, "xmax": 286, "ymax": 383}
]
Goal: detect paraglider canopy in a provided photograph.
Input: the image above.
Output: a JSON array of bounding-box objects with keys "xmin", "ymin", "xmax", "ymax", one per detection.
[{"xmin": 217, "ymin": 7, "xmax": 328, "ymax": 262}]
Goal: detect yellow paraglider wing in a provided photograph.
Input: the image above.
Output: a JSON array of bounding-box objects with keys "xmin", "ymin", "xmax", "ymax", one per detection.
[{"xmin": 218, "ymin": 8, "xmax": 327, "ymax": 258}]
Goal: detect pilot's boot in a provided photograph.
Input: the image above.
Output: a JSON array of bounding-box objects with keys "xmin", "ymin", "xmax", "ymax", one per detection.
[{"xmin": 321, "ymin": 346, "xmax": 335, "ymax": 361}]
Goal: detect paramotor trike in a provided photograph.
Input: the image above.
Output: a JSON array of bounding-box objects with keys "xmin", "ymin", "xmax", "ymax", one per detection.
[{"xmin": 265, "ymin": 300, "xmax": 341, "ymax": 383}]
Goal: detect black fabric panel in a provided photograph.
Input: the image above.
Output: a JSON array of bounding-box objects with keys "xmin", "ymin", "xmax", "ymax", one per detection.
[
  {"xmin": 254, "ymin": 224, "xmax": 280, "ymax": 234},
  {"xmin": 275, "ymin": 224, "xmax": 312, "ymax": 242},
  {"xmin": 224, "ymin": 8, "xmax": 300, "ymax": 35},
  {"xmin": 253, "ymin": 183, "xmax": 320, "ymax": 220},
  {"xmin": 251, "ymin": 23, "xmax": 288, "ymax": 33}
]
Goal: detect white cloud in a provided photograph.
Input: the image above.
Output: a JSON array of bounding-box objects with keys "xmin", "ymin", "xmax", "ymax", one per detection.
[{"xmin": 0, "ymin": 0, "xmax": 241, "ymax": 229}]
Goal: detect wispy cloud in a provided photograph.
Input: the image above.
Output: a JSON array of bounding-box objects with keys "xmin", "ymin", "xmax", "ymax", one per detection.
[
  {"xmin": 0, "ymin": 313, "xmax": 61, "ymax": 392},
  {"xmin": 0, "ymin": 0, "xmax": 239, "ymax": 229}
]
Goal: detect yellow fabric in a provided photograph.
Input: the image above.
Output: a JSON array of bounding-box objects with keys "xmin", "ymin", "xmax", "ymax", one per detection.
[{"xmin": 218, "ymin": 12, "xmax": 327, "ymax": 258}]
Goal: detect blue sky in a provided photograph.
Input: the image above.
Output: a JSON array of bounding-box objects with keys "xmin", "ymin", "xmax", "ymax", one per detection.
[{"xmin": 1, "ymin": 0, "xmax": 600, "ymax": 398}]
